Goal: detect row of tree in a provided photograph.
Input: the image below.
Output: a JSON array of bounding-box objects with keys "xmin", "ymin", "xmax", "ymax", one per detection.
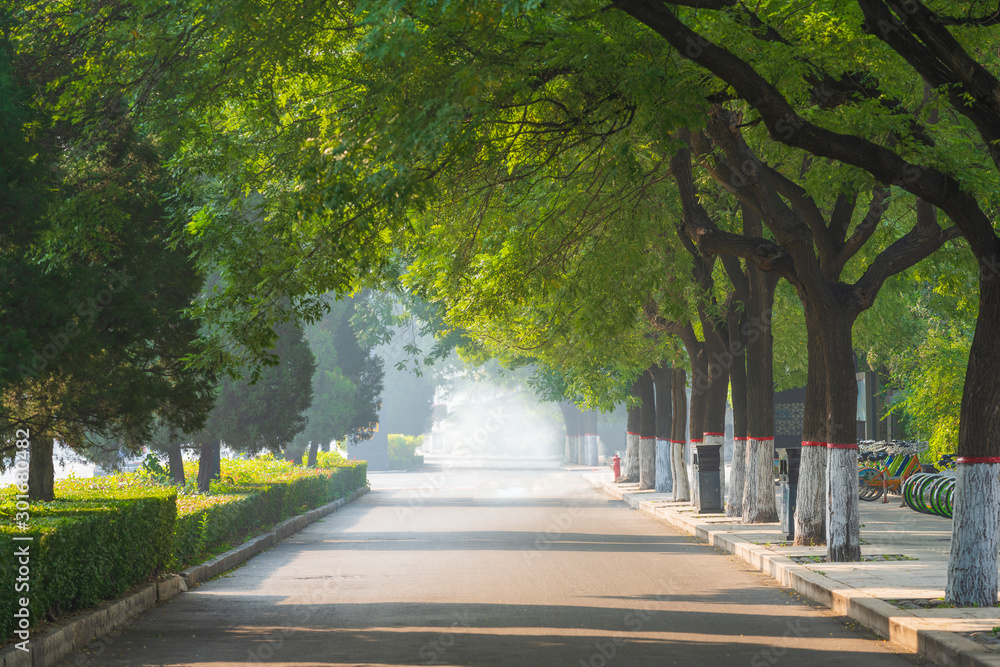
[{"xmin": 3, "ymin": 0, "xmax": 997, "ymax": 607}]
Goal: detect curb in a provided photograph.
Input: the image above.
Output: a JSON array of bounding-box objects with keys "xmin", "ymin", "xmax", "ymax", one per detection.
[
  {"xmin": 588, "ymin": 478, "xmax": 1000, "ymax": 667},
  {"xmin": 0, "ymin": 487, "xmax": 368, "ymax": 667}
]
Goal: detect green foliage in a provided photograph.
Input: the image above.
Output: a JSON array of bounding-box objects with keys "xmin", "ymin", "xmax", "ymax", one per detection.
[
  {"xmin": 1, "ymin": 17, "xmax": 218, "ymax": 476},
  {"xmin": 895, "ymin": 326, "xmax": 968, "ymax": 461},
  {"xmin": 139, "ymin": 453, "xmax": 171, "ymax": 482},
  {"xmin": 205, "ymin": 322, "xmax": 316, "ymax": 457},
  {"xmin": 172, "ymin": 455, "xmax": 366, "ymax": 567},
  {"xmin": 388, "ymin": 434, "xmax": 424, "ymax": 470},
  {"xmin": 0, "ymin": 474, "xmax": 176, "ymax": 643},
  {"xmin": 292, "ymin": 294, "xmax": 384, "ymax": 460}
]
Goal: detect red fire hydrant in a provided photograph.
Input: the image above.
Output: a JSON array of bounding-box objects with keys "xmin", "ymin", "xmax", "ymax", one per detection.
[{"xmin": 611, "ymin": 454, "xmax": 621, "ymax": 481}]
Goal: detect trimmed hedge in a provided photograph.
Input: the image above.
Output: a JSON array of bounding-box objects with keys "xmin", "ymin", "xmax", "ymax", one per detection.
[
  {"xmin": 1, "ymin": 455, "xmax": 367, "ymax": 645},
  {"xmin": 388, "ymin": 434, "xmax": 424, "ymax": 469},
  {"xmin": 172, "ymin": 457, "xmax": 367, "ymax": 567},
  {"xmin": 0, "ymin": 476, "xmax": 176, "ymax": 644}
]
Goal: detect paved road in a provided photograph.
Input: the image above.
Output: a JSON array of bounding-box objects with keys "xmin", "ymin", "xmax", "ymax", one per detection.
[{"xmin": 61, "ymin": 464, "xmax": 926, "ymax": 666}]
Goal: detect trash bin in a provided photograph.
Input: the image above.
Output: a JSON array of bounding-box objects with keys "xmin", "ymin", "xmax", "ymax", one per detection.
[
  {"xmin": 776, "ymin": 445, "xmax": 801, "ymax": 540},
  {"xmin": 694, "ymin": 443, "xmax": 723, "ymax": 513}
]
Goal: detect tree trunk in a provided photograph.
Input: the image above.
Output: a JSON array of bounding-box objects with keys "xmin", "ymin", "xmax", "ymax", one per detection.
[
  {"xmin": 688, "ymin": 346, "xmax": 709, "ymax": 446},
  {"xmin": 703, "ymin": 326, "xmax": 730, "ymax": 510},
  {"xmin": 197, "ymin": 439, "xmax": 219, "ymax": 493},
  {"xmin": 575, "ymin": 407, "xmax": 584, "ymax": 465},
  {"xmin": 794, "ymin": 310, "xmax": 828, "ymax": 546},
  {"xmin": 167, "ymin": 439, "xmax": 185, "ymax": 485},
  {"xmin": 947, "ymin": 263, "xmax": 1000, "ymax": 606},
  {"xmin": 687, "ymin": 346, "xmax": 708, "ymax": 503},
  {"xmin": 727, "ymin": 305, "xmax": 748, "ymax": 518},
  {"xmin": 671, "ymin": 368, "xmax": 690, "ymax": 501},
  {"xmin": 653, "ymin": 364, "xmax": 673, "ymax": 493},
  {"xmin": 308, "ymin": 440, "xmax": 320, "ymax": 467},
  {"xmin": 584, "ymin": 411, "xmax": 599, "ymax": 466},
  {"xmin": 558, "ymin": 402, "xmax": 575, "ymax": 464},
  {"xmin": 947, "ymin": 463, "xmax": 1000, "ymax": 606},
  {"xmin": 28, "ymin": 435, "xmax": 54, "ymax": 502},
  {"xmin": 743, "ymin": 269, "xmax": 780, "ymax": 523},
  {"xmin": 621, "ymin": 381, "xmax": 641, "ymax": 482},
  {"xmin": 638, "ymin": 368, "xmax": 656, "ymax": 490},
  {"xmin": 822, "ymin": 313, "xmax": 861, "ymax": 562}
]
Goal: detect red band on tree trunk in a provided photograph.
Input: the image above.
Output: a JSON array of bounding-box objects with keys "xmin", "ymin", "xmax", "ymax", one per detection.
[
  {"xmin": 639, "ymin": 436, "xmax": 656, "ymax": 440},
  {"xmin": 734, "ymin": 436, "xmax": 749, "ymax": 441},
  {"xmin": 827, "ymin": 443, "xmax": 858, "ymax": 450},
  {"xmin": 626, "ymin": 431, "xmax": 640, "ymax": 435},
  {"xmin": 704, "ymin": 432, "xmax": 724, "ymax": 436},
  {"xmin": 801, "ymin": 441, "xmax": 826, "ymax": 447},
  {"xmin": 747, "ymin": 437, "xmax": 774, "ymax": 442},
  {"xmin": 956, "ymin": 457, "xmax": 1000, "ymax": 464},
  {"xmin": 670, "ymin": 440, "xmax": 685, "ymax": 444},
  {"xmin": 690, "ymin": 439, "xmax": 704, "ymax": 443}
]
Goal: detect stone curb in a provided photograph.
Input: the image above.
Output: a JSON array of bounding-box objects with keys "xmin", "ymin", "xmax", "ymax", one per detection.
[
  {"xmin": 588, "ymin": 477, "xmax": 1000, "ymax": 667},
  {"xmin": 0, "ymin": 486, "xmax": 368, "ymax": 667}
]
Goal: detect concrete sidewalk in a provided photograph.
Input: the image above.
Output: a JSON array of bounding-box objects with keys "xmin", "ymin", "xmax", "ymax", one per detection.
[{"xmin": 586, "ymin": 470, "xmax": 1000, "ymax": 667}]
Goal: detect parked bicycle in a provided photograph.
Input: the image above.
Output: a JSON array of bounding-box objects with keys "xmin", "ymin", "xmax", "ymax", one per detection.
[{"xmin": 857, "ymin": 440, "xmax": 925, "ymax": 501}]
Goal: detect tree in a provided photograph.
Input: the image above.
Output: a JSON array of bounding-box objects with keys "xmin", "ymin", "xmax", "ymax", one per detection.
[
  {"xmin": 637, "ymin": 367, "xmax": 657, "ymax": 490},
  {"xmin": 292, "ymin": 296, "xmax": 385, "ymax": 467},
  {"xmin": 652, "ymin": 363, "xmax": 674, "ymax": 494},
  {"xmin": 0, "ymin": 9, "xmax": 219, "ymax": 500},
  {"xmin": 609, "ymin": 0, "xmax": 1000, "ymax": 603},
  {"xmin": 196, "ymin": 322, "xmax": 315, "ymax": 491}
]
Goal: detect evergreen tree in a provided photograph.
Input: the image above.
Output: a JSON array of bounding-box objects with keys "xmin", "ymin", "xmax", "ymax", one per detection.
[
  {"xmin": 292, "ymin": 297, "xmax": 385, "ymax": 467},
  {"xmin": 195, "ymin": 321, "xmax": 315, "ymax": 490}
]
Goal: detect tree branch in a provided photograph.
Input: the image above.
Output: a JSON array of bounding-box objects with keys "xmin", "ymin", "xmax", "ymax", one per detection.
[
  {"xmin": 853, "ymin": 225, "xmax": 963, "ymax": 310},
  {"xmin": 830, "ymin": 185, "xmax": 890, "ymax": 275},
  {"xmin": 612, "ymin": 0, "xmax": 998, "ymax": 260}
]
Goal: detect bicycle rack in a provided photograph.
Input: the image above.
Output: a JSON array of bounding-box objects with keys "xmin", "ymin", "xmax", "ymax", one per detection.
[{"xmin": 902, "ymin": 472, "xmax": 955, "ymax": 518}]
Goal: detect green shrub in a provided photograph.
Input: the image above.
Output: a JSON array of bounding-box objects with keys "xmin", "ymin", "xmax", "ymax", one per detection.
[
  {"xmin": 171, "ymin": 455, "xmax": 367, "ymax": 568},
  {"xmin": 0, "ymin": 456, "xmax": 368, "ymax": 644},
  {"xmin": 388, "ymin": 434, "xmax": 424, "ymax": 469},
  {"xmin": 0, "ymin": 475, "xmax": 175, "ymax": 644}
]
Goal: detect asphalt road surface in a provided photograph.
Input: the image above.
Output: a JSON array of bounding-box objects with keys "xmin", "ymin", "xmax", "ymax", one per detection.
[{"xmin": 59, "ymin": 462, "xmax": 926, "ymax": 666}]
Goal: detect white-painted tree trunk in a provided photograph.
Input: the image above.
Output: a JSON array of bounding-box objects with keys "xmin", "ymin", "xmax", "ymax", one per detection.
[
  {"xmin": 672, "ymin": 440, "xmax": 690, "ymax": 501},
  {"xmin": 946, "ymin": 462, "xmax": 1000, "ymax": 606},
  {"xmin": 638, "ymin": 437, "xmax": 656, "ymax": 490},
  {"xmin": 704, "ymin": 433, "xmax": 725, "ymax": 510},
  {"xmin": 794, "ymin": 443, "xmax": 827, "ymax": 546},
  {"xmin": 826, "ymin": 446, "xmax": 860, "ymax": 561},
  {"xmin": 564, "ymin": 435, "xmax": 572, "ymax": 463},
  {"xmin": 587, "ymin": 434, "xmax": 599, "ymax": 466},
  {"xmin": 742, "ymin": 437, "xmax": 778, "ymax": 523},
  {"xmin": 655, "ymin": 438, "xmax": 672, "ymax": 493},
  {"xmin": 622, "ymin": 432, "xmax": 640, "ymax": 482},
  {"xmin": 689, "ymin": 438, "xmax": 702, "ymax": 506},
  {"xmin": 726, "ymin": 437, "xmax": 746, "ymax": 518}
]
